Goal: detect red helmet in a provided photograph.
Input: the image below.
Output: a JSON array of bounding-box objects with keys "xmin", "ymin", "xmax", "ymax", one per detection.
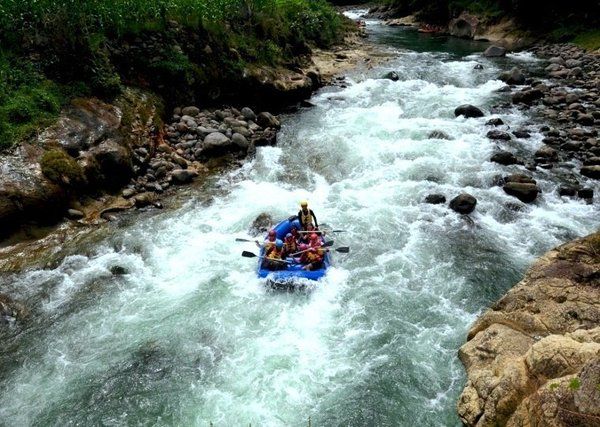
[
  {"xmin": 268, "ymin": 230, "xmax": 276, "ymax": 237},
  {"xmin": 299, "ymin": 243, "xmax": 309, "ymax": 251},
  {"xmin": 310, "ymin": 233, "xmax": 319, "ymax": 241}
]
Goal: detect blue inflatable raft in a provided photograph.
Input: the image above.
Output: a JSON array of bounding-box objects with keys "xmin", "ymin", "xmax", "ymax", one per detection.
[{"xmin": 257, "ymin": 218, "xmax": 331, "ymax": 290}]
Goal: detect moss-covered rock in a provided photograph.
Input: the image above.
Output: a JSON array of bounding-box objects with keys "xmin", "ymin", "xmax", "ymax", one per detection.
[{"xmin": 40, "ymin": 148, "xmax": 86, "ymax": 188}]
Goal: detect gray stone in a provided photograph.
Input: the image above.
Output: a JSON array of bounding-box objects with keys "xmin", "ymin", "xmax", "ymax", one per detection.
[
  {"xmin": 203, "ymin": 132, "xmax": 231, "ymax": 149},
  {"xmin": 256, "ymin": 112, "xmax": 281, "ymax": 129},
  {"xmin": 170, "ymin": 169, "xmax": 198, "ymax": 184},
  {"xmin": 499, "ymin": 67, "xmax": 526, "ymax": 85},
  {"xmin": 241, "ymin": 107, "xmax": 256, "ymax": 122},
  {"xmin": 232, "ymin": 133, "xmax": 249, "ymax": 148},
  {"xmin": 483, "ymin": 46, "xmax": 507, "ymax": 57},
  {"xmin": 487, "ymin": 130, "xmax": 512, "ymax": 140},
  {"xmin": 181, "ymin": 106, "xmax": 200, "ymax": 117}
]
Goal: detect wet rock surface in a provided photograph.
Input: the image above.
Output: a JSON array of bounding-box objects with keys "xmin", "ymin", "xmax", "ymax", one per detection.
[{"xmin": 457, "ymin": 233, "xmax": 600, "ymax": 426}]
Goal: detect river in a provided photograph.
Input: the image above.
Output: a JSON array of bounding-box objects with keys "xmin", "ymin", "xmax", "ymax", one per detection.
[{"xmin": 0, "ymin": 13, "xmax": 598, "ymax": 426}]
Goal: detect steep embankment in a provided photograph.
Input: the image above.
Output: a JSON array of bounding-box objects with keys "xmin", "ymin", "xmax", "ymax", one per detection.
[
  {"xmin": 0, "ymin": 1, "xmax": 372, "ymax": 239},
  {"xmin": 457, "ymin": 232, "xmax": 600, "ymax": 426}
]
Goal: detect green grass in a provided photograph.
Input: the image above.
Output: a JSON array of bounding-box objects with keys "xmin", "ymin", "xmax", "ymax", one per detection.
[
  {"xmin": 573, "ymin": 30, "xmax": 600, "ymax": 51},
  {"xmin": 0, "ymin": 53, "xmax": 74, "ymax": 151}
]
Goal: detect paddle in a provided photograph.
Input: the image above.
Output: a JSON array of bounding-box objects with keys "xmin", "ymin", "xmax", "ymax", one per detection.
[
  {"xmin": 235, "ymin": 238, "xmax": 258, "ymax": 243},
  {"xmin": 241, "ymin": 251, "xmax": 293, "ymax": 264}
]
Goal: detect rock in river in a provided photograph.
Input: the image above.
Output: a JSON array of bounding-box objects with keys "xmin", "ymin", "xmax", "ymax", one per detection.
[
  {"xmin": 483, "ymin": 45, "xmax": 507, "ymax": 57},
  {"xmin": 454, "ymin": 105, "xmax": 484, "ymax": 118},
  {"xmin": 449, "ymin": 193, "xmax": 477, "ymax": 214}
]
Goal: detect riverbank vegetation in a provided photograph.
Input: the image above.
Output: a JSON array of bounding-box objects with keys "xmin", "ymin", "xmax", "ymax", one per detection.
[
  {"xmin": 378, "ymin": 0, "xmax": 600, "ymax": 44},
  {"xmin": 0, "ymin": 0, "xmax": 347, "ymax": 150}
]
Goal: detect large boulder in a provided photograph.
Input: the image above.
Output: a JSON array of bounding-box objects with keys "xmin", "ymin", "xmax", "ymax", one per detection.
[
  {"xmin": 503, "ymin": 181, "xmax": 539, "ymax": 203},
  {"xmin": 448, "ymin": 13, "xmax": 478, "ymax": 39},
  {"xmin": 484, "ymin": 45, "xmax": 507, "ymax": 57},
  {"xmin": 89, "ymin": 139, "xmax": 133, "ymax": 190},
  {"xmin": 181, "ymin": 106, "xmax": 200, "ymax": 117},
  {"xmin": 454, "ymin": 104, "xmax": 484, "ymax": 118},
  {"xmin": 249, "ymin": 212, "xmax": 273, "ymax": 236},
  {"xmin": 512, "ymin": 88, "xmax": 544, "ymax": 105},
  {"xmin": 457, "ymin": 233, "xmax": 600, "ymax": 426},
  {"xmin": 449, "ymin": 193, "xmax": 477, "ymax": 214},
  {"xmin": 499, "ymin": 67, "xmax": 526, "ymax": 85},
  {"xmin": 0, "ymin": 145, "xmax": 68, "ymax": 236}
]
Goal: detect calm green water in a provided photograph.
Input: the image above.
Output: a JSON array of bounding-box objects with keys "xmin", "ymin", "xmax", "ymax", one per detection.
[{"xmin": 0, "ymin": 15, "xmax": 597, "ymax": 426}]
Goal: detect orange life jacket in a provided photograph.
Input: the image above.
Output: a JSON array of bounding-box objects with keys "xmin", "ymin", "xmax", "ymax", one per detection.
[
  {"xmin": 305, "ymin": 249, "xmax": 322, "ymax": 263},
  {"xmin": 284, "ymin": 239, "xmax": 297, "ymax": 254},
  {"xmin": 267, "ymin": 246, "xmax": 284, "ymax": 260}
]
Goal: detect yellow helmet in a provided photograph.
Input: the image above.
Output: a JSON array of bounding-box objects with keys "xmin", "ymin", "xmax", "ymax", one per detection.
[{"xmin": 300, "ymin": 200, "xmax": 308, "ymax": 207}]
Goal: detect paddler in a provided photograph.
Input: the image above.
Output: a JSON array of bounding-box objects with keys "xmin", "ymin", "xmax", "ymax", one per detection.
[
  {"xmin": 263, "ymin": 239, "xmax": 286, "ymax": 271},
  {"xmin": 257, "ymin": 229, "xmax": 277, "ymax": 251},
  {"xmin": 297, "ymin": 200, "xmax": 318, "ymax": 230},
  {"xmin": 302, "ymin": 246, "xmax": 324, "ymax": 271},
  {"xmin": 283, "ymin": 233, "xmax": 297, "ymax": 257}
]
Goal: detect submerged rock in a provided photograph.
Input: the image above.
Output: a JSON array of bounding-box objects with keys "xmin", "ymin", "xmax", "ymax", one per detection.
[
  {"xmin": 249, "ymin": 213, "xmax": 273, "ymax": 236},
  {"xmin": 428, "ymin": 130, "xmax": 452, "ymax": 140}
]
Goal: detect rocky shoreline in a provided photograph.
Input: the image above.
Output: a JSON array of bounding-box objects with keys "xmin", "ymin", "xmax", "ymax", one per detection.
[
  {"xmin": 457, "ymin": 232, "xmax": 600, "ymax": 426},
  {"xmin": 454, "ymin": 43, "xmax": 600, "ymax": 426},
  {"xmin": 0, "ymin": 27, "xmax": 388, "ymax": 244}
]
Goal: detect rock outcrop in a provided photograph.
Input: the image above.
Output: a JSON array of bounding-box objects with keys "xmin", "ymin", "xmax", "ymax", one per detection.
[
  {"xmin": 0, "ymin": 89, "xmax": 161, "ymax": 236},
  {"xmin": 458, "ymin": 232, "xmax": 600, "ymax": 426}
]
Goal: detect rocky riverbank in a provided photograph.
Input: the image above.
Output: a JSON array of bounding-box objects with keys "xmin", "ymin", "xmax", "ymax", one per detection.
[
  {"xmin": 0, "ymin": 24, "xmax": 389, "ymax": 245},
  {"xmin": 455, "ymin": 43, "xmax": 600, "ymax": 426},
  {"xmin": 457, "ymin": 232, "xmax": 600, "ymax": 426},
  {"xmin": 366, "ymin": 6, "xmax": 535, "ymax": 50}
]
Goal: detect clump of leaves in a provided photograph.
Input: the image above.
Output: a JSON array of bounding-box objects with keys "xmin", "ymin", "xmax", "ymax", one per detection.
[
  {"xmin": 40, "ymin": 149, "xmax": 86, "ymax": 188},
  {"xmin": 549, "ymin": 382, "xmax": 560, "ymax": 391}
]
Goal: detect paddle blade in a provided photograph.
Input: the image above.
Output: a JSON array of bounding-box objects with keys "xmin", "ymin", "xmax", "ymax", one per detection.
[
  {"xmin": 236, "ymin": 238, "xmax": 253, "ymax": 242},
  {"xmin": 323, "ymin": 240, "xmax": 334, "ymax": 247},
  {"xmin": 242, "ymin": 251, "xmax": 258, "ymax": 258},
  {"xmin": 335, "ymin": 247, "xmax": 350, "ymax": 253}
]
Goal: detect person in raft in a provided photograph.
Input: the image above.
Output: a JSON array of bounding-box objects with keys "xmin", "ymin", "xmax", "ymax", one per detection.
[
  {"xmin": 262, "ymin": 239, "xmax": 286, "ymax": 271},
  {"xmin": 257, "ymin": 229, "xmax": 277, "ymax": 251},
  {"xmin": 283, "ymin": 233, "xmax": 298, "ymax": 257},
  {"xmin": 303, "ymin": 246, "xmax": 324, "ymax": 271},
  {"xmin": 297, "ymin": 200, "xmax": 318, "ymax": 230}
]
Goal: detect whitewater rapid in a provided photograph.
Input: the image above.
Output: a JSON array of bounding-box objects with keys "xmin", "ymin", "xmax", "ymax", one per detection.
[{"xmin": 0, "ymin": 18, "xmax": 597, "ymax": 426}]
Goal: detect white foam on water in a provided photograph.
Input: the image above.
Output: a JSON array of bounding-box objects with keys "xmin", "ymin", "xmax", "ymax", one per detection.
[{"xmin": 0, "ymin": 28, "xmax": 598, "ymax": 427}]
